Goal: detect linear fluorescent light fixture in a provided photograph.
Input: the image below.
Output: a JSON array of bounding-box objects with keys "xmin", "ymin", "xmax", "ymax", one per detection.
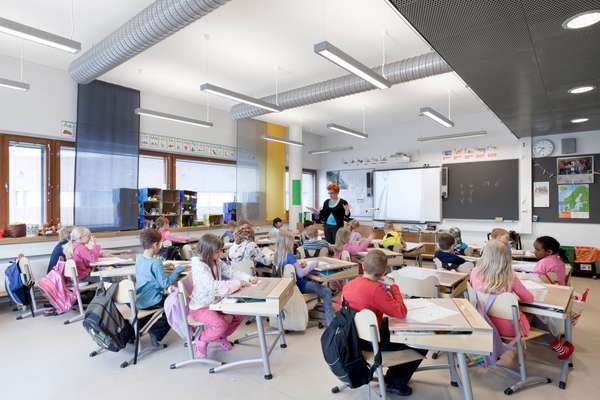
[
  {"xmin": 135, "ymin": 108, "xmax": 213, "ymax": 128},
  {"xmin": 262, "ymin": 135, "xmax": 304, "ymax": 147},
  {"xmin": 200, "ymin": 83, "xmax": 282, "ymax": 113},
  {"xmin": 417, "ymin": 131, "xmax": 487, "ymax": 142},
  {"xmin": 314, "ymin": 41, "xmax": 391, "ymax": 89},
  {"xmin": 419, "ymin": 107, "xmax": 455, "ymax": 128},
  {"xmin": 562, "ymin": 10, "xmax": 600, "ymax": 30},
  {"xmin": 309, "ymin": 146, "xmax": 354, "ymax": 155},
  {"xmin": 0, "ymin": 77, "xmax": 30, "ymax": 91},
  {"xmin": 568, "ymin": 85, "xmax": 595, "ymax": 94},
  {"xmin": 0, "ymin": 17, "xmax": 81, "ymax": 53},
  {"xmin": 327, "ymin": 123, "xmax": 368, "ymax": 139},
  {"xmin": 571, "ymin": 118, "xmax": 589, "ymax": 124}
]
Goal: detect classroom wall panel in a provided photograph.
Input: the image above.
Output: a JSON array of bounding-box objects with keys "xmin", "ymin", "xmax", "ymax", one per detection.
[{"xmin": 265, "ymin": 123, "xmax": 286, "ymax": 221}]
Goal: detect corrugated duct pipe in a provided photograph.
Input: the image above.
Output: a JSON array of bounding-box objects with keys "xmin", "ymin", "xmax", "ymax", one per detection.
[
  {"xmin": 69, "ymin": 0, "xmax": 230, "ymax": 84},
  {"xmin": 231, "ymin": 52, "xmax": 451, "ymax": 120}
]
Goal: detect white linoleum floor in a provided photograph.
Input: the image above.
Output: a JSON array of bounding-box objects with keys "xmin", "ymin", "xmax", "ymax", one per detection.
[{"xmin": 1, "ymin": 274, "xmax": 600, "ymax": 400}]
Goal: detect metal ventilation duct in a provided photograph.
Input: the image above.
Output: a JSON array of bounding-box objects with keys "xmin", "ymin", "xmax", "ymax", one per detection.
[
  {"xmin": 69, "ymin": 0, "xmax": 230, "ymax": 84},
  {"xmin": 231, "ymin": 52, "xmax": 451, "ymax": 120}
]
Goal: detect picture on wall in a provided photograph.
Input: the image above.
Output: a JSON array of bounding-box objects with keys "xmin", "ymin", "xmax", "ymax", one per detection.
[
  {"xmin": 326, "ymin": 170, "xmax": 340, "ymax": 185},
  {"xmin": 557, "ymin": 156, "xmax": 594, "ymax": 184},
  {"xmin": 533, "ymin": 181, "xmax": 550, "ymax": 208},
  {"xmin": 558, "ymin": 184, "xmax": 590, "ymax": 219}
]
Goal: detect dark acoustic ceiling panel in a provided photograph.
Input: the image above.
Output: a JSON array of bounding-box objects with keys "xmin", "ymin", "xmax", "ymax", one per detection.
[{"xmin": 388, "ymin": 0, "xmax": 600, "ymax": 138}]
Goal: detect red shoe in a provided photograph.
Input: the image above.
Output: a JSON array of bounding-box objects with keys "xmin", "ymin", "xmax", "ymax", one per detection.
[{"xmin": 550, "ymin": 339, "xmax": 574, "ymax": 361}]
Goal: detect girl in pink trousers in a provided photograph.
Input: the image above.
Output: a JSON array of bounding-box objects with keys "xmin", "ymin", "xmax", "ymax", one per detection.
[{"xmin": 188, "ymin": 234, "xmax": 257, "ymax": 358}]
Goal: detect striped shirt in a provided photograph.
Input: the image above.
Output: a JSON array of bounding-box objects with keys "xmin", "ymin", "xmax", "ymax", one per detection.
[{"xmin": 303, "ymin": 239, "xmax": 330, "ymax": 252}]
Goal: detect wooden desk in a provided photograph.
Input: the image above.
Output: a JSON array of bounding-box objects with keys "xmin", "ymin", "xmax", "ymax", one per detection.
[
  {"xmin": 389, "ymin": 298, "xmax": 492, "ymax": 400},
  {"xmin": 357, "ymin": 248, "xmax": 404, "ymax": 268},
  {"xmin": 513, "ymin": 262, "xmax": 573, "ymax": 285},
  {"xmin": 389, "ymin": 267, "xmax": 468, "ymax": 298},
  {"xmin": 256, "ymin": 238, "xmax": 276, "ymax": 247},
  {"xmin": 90, "ymin": 260, "xmax": 190, "ymax": 280},
  {"xmin": 305, "ymin": 257, "xmax": 359, "ymax": 284},
  {"xmin": 519, "ymin": 283, "xmax": 574, "ymax": 390},
  {"xmin": 209, "ymin": 278, "xmax": 294, "ymax": 380},
  {"xmin": 90, "ymin": 257, "xmax": 135, "ymax": 268}
]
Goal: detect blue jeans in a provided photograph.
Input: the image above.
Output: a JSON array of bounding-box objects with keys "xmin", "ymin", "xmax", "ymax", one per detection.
[{"xmin": 302, "ymin": 280, "xmax": 334, "ymax": 326}]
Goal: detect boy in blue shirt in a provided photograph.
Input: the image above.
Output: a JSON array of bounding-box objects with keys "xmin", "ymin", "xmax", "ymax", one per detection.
[
  {"xmin": 47, "ymin": 226, "xmax": 73, "ymax": 273},
  {"xmin": 136, "ymin": 229, "xmax": 185, "ymax": 347},
  {"xmin": 434, "ymin": 232, "xmax": 467, "ymax": 271}
]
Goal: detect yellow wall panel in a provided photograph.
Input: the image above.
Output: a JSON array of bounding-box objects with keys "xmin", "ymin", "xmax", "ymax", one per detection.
[{"xmin": 265, "ymin": 123, "xmax": 286, "ymax": 221}]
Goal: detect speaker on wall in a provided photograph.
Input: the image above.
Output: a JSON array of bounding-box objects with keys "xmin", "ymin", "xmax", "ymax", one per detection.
[
  {"xmin": 366, "ymin": 172, "xmax": 373, "ymax": 197},
  {"xmin": 441, "ymin": 167, "xmax": 448, "ymax": 198},
  {"xmin": 562, "ymin": 138, "xmax": 577, "ymax": 154}
]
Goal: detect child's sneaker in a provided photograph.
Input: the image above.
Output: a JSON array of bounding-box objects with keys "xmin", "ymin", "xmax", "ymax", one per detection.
[
  {"xmin": 217, "ymin": 338, "xmax": 234, "ymax": 351},
  {"xmin": 195, "ymin": 340, "xmax": 208, "ymax": 358},
  {"xmin": 550, "ymin": 339, "xmax": 574, "ymax": 360}
]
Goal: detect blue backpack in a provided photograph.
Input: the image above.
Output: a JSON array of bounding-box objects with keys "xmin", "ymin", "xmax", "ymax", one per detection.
[{"xmin": 4, "ymin": 259, "xmax": 32, "ymax": 308}]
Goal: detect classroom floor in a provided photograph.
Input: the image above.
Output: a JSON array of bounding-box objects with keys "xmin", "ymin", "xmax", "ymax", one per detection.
[{"xmin": 1, "ymin": 273, "xmax": 599, "ymax": 400}]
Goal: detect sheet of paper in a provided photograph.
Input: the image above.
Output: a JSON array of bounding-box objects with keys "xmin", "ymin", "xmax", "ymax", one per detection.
[
  {"xmin": 521, "ymin": 280, "xmax": 548, "ymax": 301},
  {"xmin": 512, "ymin": 262, "xmax": 536, "ymax": 272},
  {"xmin": 404, "ymin": 299, "xmax": 459, "ymax": 323}
]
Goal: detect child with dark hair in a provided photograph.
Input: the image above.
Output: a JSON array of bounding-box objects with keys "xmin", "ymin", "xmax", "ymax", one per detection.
[
  {"xmin": 271, "ymin": 217, "xmax": 283, "ymax": 237},
  {"xmin": 533, "ymin": 236, "xmax": 567, "ymax": 285},
  {"xmin": 135, "ymin": 229, "xmax": 185, "ymax": 347},
  {"xmin": 434, "ymin": 232, "xmax": 469, "ymax": 272}
]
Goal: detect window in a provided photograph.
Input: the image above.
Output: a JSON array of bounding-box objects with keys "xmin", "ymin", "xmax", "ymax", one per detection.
[
  {"xmin": 139, "ymin": 154, "xmax": 167, "ymax": 189},
  {"xmin": 176, "ymin": 159, "xmax": 236, "ymax": 219},
  {"xmin": 285, "ymin": 170, "xmax": 316, "ymax": 211},
  {"xmin": 60, "ymin": 147, "xmax": 76, "ymax": 226},
  {"xmin": 8, "ymin": 142, "xmax": 47, "ymax": 226}
]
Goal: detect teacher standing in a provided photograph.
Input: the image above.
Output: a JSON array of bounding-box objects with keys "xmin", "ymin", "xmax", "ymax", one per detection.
[{"xmin": 307, "ymin": 183, "xmax": 351, "ymax": 244}]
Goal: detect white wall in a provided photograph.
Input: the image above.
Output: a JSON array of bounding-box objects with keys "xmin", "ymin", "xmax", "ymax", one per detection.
[{"xmin": 318, "ymin": 112, "xmax": 600, "ymax": 248}]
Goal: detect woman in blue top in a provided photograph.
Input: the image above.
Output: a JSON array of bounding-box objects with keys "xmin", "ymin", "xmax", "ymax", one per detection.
[{"xmin": 308, "ymin": 183, "xmax": 351, "ymax": 244}]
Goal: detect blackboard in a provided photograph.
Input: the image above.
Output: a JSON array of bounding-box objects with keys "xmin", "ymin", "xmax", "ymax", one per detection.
[
  {"xmin": 533, "ymin": 154, "xmax": 600, "ymax": 224},
  {"xmin": 442, "ymin": 159, "xmax": 519, "ymax": 220}
]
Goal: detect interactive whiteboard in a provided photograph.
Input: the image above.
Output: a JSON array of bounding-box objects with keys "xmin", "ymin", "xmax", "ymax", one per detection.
[{"xmin": 373, "ymin": 167, "xmax": 441, "ymax": 222}]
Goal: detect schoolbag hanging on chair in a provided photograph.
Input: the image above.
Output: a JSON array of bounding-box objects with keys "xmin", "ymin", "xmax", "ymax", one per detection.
[
  {"xmin": 36, "ymin": 260, "xmax": 77, "ymax": 314},
  {"xmin": 4, "ymin": 258, "xmax": 33, "ymax": 311}
]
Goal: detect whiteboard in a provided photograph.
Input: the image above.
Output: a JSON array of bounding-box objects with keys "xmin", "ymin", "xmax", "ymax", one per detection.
[
  {"xmin": 338, "ymin": 169, "xmax": 373, "ymax": 217},
  {"xmin": 373, "ymin": 168, "xmax": 442, "ymax": 222}
]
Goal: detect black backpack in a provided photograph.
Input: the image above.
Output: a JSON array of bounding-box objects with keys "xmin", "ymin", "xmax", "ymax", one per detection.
[
  {"xmin": 83, "ymin": 283, "xmax": 134, "ymax": 352},
  {"xmin": 320, "ymin": 301, "xmax": 381, "ymax": 389}
]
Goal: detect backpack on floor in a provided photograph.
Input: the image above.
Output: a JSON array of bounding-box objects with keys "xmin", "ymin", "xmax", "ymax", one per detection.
[
  {"xmin": 36, "ymin": 261, "xmax": 76, "ymax": 314},
  {"xmin": 4, "ymin": 259, "xmax": 32, "ymax": 308},
  {"xmin": 83, "ymin": 283, "xmax": 134, "ymax": 352},
  {"xmin": 320, "ymin": 301, "xmax": 381, "ymax": 389}
]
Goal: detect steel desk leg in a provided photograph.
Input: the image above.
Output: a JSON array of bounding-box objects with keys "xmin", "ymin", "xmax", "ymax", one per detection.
[
  {"xmin": 256, "ymin": 315, "xmax": 273, "ymax": 380},
  {"xmin": 559, "ymin": 315, "xmax": 573, "ymax": 390},
  {"xmin": 456, "ymin": 352, "xmax": 473, "ymax": 400}
]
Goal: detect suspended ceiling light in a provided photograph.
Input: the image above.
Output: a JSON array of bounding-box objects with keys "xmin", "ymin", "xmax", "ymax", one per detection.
[
  {"xmin": 314, "ymin": 41, "xmax": 391, "ymax": 89},
  {"xmin": 419, "ymin": 107, "xmax": 455, "ymax": 128},
  {"xmin": 562, "ymin": 10, "xmax": 600, "ymax": 30},
  {"xmin": 262, "ymin": 135, "xmax": 304, "ymax": 147},
  {"xmin": 417, "ymin": 131, "xmax": 487, "ymax": 142},
  {"xmin": 308, "ymin": 146, "xmax": 354, "ymax": 155},
  {"xmin": 135, "ymin": 108, "xmax": 212, "ymax": 128},
  {"xmin": 0, "ymin": 77, "xmax": 29, "ymax": 91},
  {"xmin": 326, "ymin": 123, "xmax": 368, "ymax": 139},
  {"xmin": 571, "ymin": 118, "xmax": 589, "ymax": 124},
  {"xmin": 568, "ymin": 85, "xmax": 595, "ymax": 94},
  {"xmin": 200, "ymin": 83, "xmax": 282, "ymax": 113},
  {"xmin": 0, "ymin": 16, "xmax": 81, "ymax": 53}
]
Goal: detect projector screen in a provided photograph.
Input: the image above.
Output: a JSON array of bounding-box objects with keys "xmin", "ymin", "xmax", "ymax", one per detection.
[{"xmin": 373, "ymin": 167, "xmax": 441, "ymax": 222}]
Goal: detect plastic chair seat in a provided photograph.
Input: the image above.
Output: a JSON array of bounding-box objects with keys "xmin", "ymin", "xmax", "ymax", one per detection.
[
  {"xmin": 303, "ymin": 293, "xmax": 319, "ymax": 303},
  {"xmin": 116, "ymin": 304, "xmax": 161, "ymax": 320},
  {"xmin": 361, "ymin": 349, "xmax": 424, "ymax": 367},
  {"xmin": 502, "ymin": 327, "xmax": 548, "ymax": 342},
  {"xmin": 187, "ymin": 315, "xmax": 205, "ymax": 327}
]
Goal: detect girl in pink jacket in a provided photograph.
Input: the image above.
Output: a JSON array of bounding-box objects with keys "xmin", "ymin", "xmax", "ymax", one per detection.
[
  {"xmin": 63, "ymin": 227, "xmax": 101, "ymax": 280},
  {"xmin": 333, "ymin": 228, "xmax": 373, "ymax": 259}
]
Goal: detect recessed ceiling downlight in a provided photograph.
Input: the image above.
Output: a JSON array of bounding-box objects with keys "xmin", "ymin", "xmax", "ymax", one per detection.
[
  {"xmin": 562, "ymin": 10, "xmax": 600, "ymax": 30},
  {"xmin": 568, "ymin": 85, "xmax": 595, "ymax": 94},
  {"xmin": 571, "ymin": 118, "xmax": 589, "ymax": 124}
]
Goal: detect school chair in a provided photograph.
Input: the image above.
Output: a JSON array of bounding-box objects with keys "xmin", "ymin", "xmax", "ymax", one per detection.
[
  {"xmin": 331, "ymin": 309, "xmax": 425, "ymax": 399},
  {"xmin": 15, "ymin": 257, "xmax": 53, "ymax": 319},
  {"xmin": 180, "ymin": 244, "xmax": 194, "ymax": 260},
  {"xmin": 390, "ymin": 272, "xmax": 440, "ymax": 299},
  {"xmin": 433, "ymin": 258, "xmax": 475, "ymax": 274},
  {"xmin": 170, "ymin": 275, "xmax": 222, "ymax": 370},
  {"xmin": 62, "ymin": 259, "xmax": 97, "ymax": 325},
  {"xmin": 473, "ymin": 290, "xmax": 551, "ymax": 395},
  {"xmin": 92, "ymin": 279, "xmax": 166, "ymax": 368},
  {"xmin": 296, "ymin": 245, "xmax": 329, "ymax": 259},
  {"xmin": 268, "ymin": 264, "xmax": 316, "ymax": 330}
]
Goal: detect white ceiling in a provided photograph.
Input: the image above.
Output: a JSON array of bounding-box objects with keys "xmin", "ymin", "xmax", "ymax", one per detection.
[{"xmin": 0, "ymin": 0, "xmax": 512, "ymax": 139}]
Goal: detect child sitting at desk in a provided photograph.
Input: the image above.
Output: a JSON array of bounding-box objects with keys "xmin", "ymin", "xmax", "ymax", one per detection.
[
  {"xmin": 470, "ymin": 240, "xmax": 535, "ymax": 340},
  {"xmin": 270, "ymin": 217, "xmax": 283, "ymax": 237},
  {"xmin": 381, "ymin": 222, "xmax": 406, "ymax": 251},
  {"xmin": 301, "ymin": 225, "xmax": 330, "ymax": 257},
  {"xmin": 333, "ymin": 228, "xmax": 372, "ymax": 259},
  {"xmin": 274, "ymin": 231, "xmax": 334, "ymax": 326},
  {"xmin": 435, "ymin": 232, "xmax": 472, "ymax": 273},
  {"xmin": 221, "ymin": 220, "xmax": 237, "ymax": 243},
  {"xmin": 348, "ymin": 219, "xmax": 363, "ymax": 242},
  {"xmin": 188, "ymin": 234, "xmax": 257, "ymax": 358},
  {"xmin": 63, "ymin": 226, "xmax": 103, "ymax": 281},
  {"xmin": 228, "ymin": 225, "xmax": 270, "ymax": 273},
  {"xmin": 488, "ymin": 228, "xmax": 510, "ymax": 247},
  {"xmin": 47, "ymin": 226, "xmax": 73, "ymax": 273},
  {"xmin": 341, "ymin": 250, "xmax": 428, "ymax": 396},
  {"xmin": 135, "ymin": 229, "xmax": 186, "ymax": 347},
  {"xmin": 298, "ymin": 220, "xmax": 314, "ymax": 246},
  {"xmin": 532, "ymin": 236, "xmax": 567, "ymax": 285},
  {"xmin": 156, "ymin": 216, "xmax": 193, "ymax": 244}
]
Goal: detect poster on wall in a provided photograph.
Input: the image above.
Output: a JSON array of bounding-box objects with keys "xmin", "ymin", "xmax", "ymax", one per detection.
[
  {"xmin": 326, "ymin": 171, "xmax": 340, "ymax": 185},
  {"xmin": 558, "ymin": 184, "xmax": 590, "ymax": 219},
  {"xmin": 557, "ymin": 156, "xmax": 594, "ymax": 184},
  {"xmin": 533, "ymin": 181, "xmax": 550, "ymax": 207},
  {"xmin": 60, "ymin": 120, "xmax": 76, "ymax": 138}
]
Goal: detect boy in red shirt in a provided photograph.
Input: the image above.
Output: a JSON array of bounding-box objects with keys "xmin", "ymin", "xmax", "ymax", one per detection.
[{"xmin": 341, "ymin": 250, "xmax": 427, "ymax": 396}]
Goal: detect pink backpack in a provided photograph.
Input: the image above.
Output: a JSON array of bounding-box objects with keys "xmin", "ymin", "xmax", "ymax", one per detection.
[{"xmin": 36, "ymin": 261, "xmax": 77, "ymax": 314}]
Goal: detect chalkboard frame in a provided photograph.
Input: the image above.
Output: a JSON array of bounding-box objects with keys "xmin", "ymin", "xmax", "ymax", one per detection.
[
  {"xmin": 442, "ymin": 159, "xmax": 520, "ymax": 221},
  {"xmin": 532, "ymin": 153, "xmax": 600, "ymax": 224}
]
